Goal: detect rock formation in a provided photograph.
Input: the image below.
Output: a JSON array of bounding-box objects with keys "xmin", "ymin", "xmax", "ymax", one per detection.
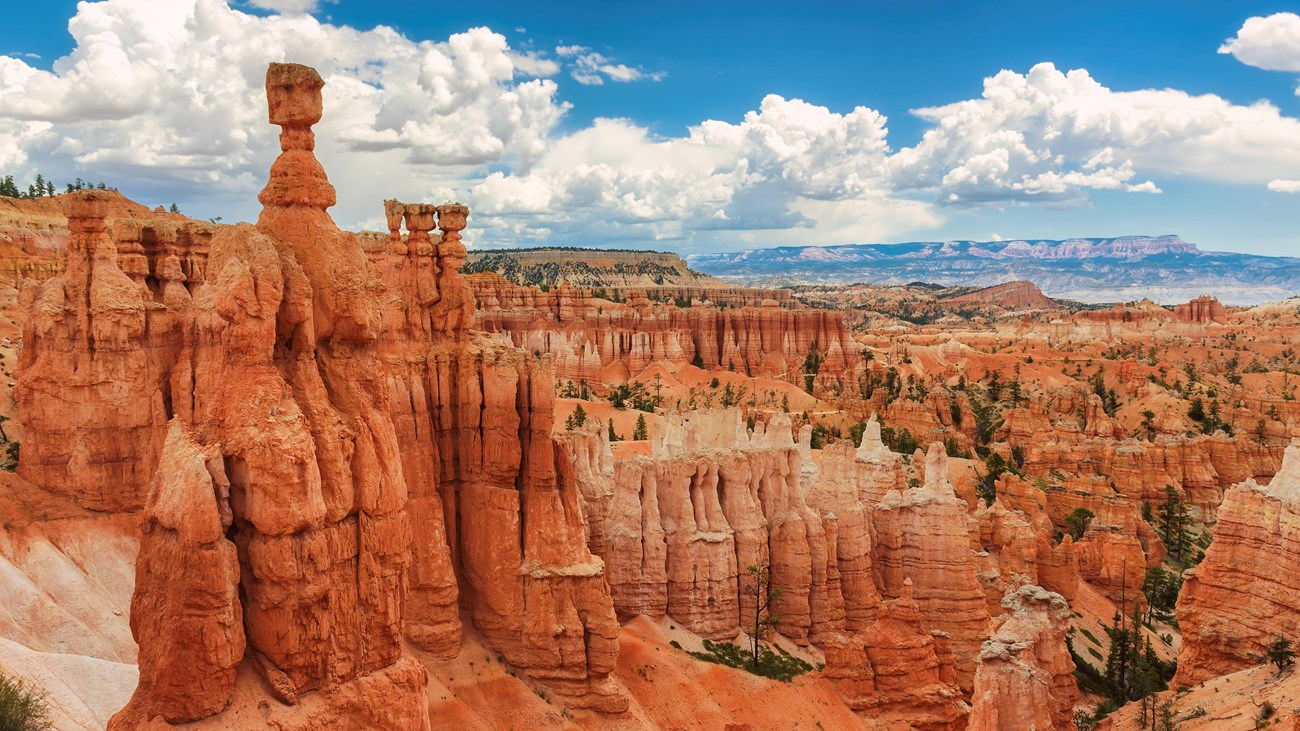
[
  {"xmin": 1174, "ymin": 438, "xmax": 1300, "ymax": 687},
  {"xmin": 1173, "ymin": 295, "xmax": 1227, "ymax": 324},
  {"xmin": 16, "ymin": 191, "xmax": 212, "ymax": 512},
  {"xmin": 967, "ymin": 585, "xmax": 1077, "ymax": 731},
  {"xmin": 872, "ymin": 444, "xmax": 992, "ymax": 692},
  {"xmin": 469, "ymin": 273, "xmax": 863, "ymax": 397},
  {"xmin": 822, "ymin": 580, "xmax": 969, "ymax": 729},
  {"xmin": 464, "ymin": 247, "xmax": 718, "ymax": 290},
  {"xmin": 568, "ymin": 409, "xmax": 853, "ymax": 644},
  {"xmin": 944, "ymin": 280, "xmax": 1057, "ymax": 310},
  {"xmin": 114, "ymin": 423, "xmax": 243, "ymax": 723},
  {"xmin": 13, "ymin": 62, "xmax": 623, "ymax": 727}
]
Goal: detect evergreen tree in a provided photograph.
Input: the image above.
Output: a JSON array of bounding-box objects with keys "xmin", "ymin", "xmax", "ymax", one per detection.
[
  {"xmin": 169, "ymin": 202, "xmax": 180, "ymax": 213},
  {"xmin": 978, "ymin": 451, "xmax": 1013, "ymax": 504},
  {"xmin": 607, "ymin": 419, "xmax": 619, "ymax": 442},
  {"xmin": 1103, "ymin": 611, "xmax": 1133, "ymax": 702},
  {"xmin": 743, "ymin": 563, "xmax": 783, "ymax": 669},
  {"xmin": 1142, "ymin": 566, "xmax": 1182, "ymax": 623},
  {"xmin": 1157, "ymin": 486, "xmax": 1193, "ymax": 562},
  {"xmin": 1065, "ymin": 507, "xmax": 1096, "ymax": 541},
  {"xmin": 1266, "ymin": 635, "xmax": 1296, "ymax": 672},
  {"xmin": 633, "ymin": 413, "xmax": 648, "ymax": 440},
  {"xmin": 564, "ymin": 403, "xmax": 587, "ymax": 430}
]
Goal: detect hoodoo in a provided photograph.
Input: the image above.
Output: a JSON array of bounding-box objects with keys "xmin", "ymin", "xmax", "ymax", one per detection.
[
  {"xmin": 11, "ymin": 62, "xmax": 625, "ymax": 728},
  {"xmin": 1174, "ymin": 438, "xmax": 1300, "ymax": 687},
  {"xmin": 4, "ymin": 18, "xmax": 1299, "ymax": 728}
]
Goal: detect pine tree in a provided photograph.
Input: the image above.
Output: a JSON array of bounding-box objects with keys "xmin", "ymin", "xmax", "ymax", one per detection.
[
  {"xmin": 1104, "ymin": 611, "xmax": 1133, "ymax": 702},
  {"xmin": 1065, "ymin": 507, "xmax": 1095, "ymax": 541},
  {"xmin": 1266, "ymin": 635, "xmax": 1296, "ymax": 672},
  {"xmin": 1141, "ymin": 410, "xmax": 1156, "ymax": 440},
  {"xmin": 1157, "ymin": 486, "xmax": 1193, "ymax": 562},
  {"xmin": 169, "ymin": 202, "xmax": 180, "ymax": 213},
  {"xmin": 633, "ymin": 413, "xmax": 648, "ymax": 440},
  {"xmin": 743, "ymin": 563, "xmax": 783, "ymax": 669},
  {"xmin": 607, "ymin": 419, "xmax": 619, "ymax": 442}
]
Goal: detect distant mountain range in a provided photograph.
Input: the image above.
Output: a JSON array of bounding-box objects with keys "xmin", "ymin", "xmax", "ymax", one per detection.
[{"xmin": 686, "ymin": 235, "xmax": 1300, "ymax": 305}]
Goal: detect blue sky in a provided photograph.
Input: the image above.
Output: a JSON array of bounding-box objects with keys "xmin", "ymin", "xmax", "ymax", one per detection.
[{"xmin": 2, "ymin": 1, "xmax": 1300, "ymax": 255}]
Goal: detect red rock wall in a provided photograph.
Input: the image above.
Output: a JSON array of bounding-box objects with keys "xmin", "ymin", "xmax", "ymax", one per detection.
[
  {"xmin": 968, "ymin": 585, "xmax": 1077, "ymax": 731},
  {"xmin": 16, "ymin": 63, "xmax": 624, "ymax": 726},
  {"xmin": 872, "ymin": 445, "xmax": 992, "ymax": 693},
  {"xmin": 1174, "ymin": 439, "xmax": 1300, "ymax": 687},
  {"xmin": 469, "ymin": 273, "xmax": 864, "ymax": 396}
]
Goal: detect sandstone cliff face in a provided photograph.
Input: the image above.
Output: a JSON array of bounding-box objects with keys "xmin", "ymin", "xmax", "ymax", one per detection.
[
  {"xmin": 15, "ymin": 63, "xmax": 623, "ymax": 727},
  {"xmin": 822, "ymin": 580, "xmax": 969, "ymax": 730},
  {"xmin": 567, "ymin": 409, "xmax": 855, "ymax": 644},
  {"xmin": 1173, "ymin": 295, "xmax": 1227, "ymax": 324},
  {"xmin": 968, "ymin": 585, "xmax": 1077, "ymax": 731},
  {"xmin": 470, "ymin": 273, "xmax": 863, "ymax": 397},
  {"xmin": 116, "ymin": 424, "xmax": 243, "ymax": 723},
  {"xmin": 872, "ymin": 444, "xmax": 992, "ymax": 692},
  {"xmin": 561, "ymin": 415, "xmax": 1007, "ymax": 709},
  {"xmin": 108, "ymin": 62, "xmax": 424, "ymax": 729},
  {"xmin": 1174, "ymin": 438, "xmax": 1300, "ymax": 687},
  {"xmin": 16, "ymin": 193, "xmax": 212, "ymax": 513}
]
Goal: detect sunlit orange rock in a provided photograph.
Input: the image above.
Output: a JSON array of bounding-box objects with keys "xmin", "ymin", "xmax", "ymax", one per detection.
[
  {"xmin": 968, "ymin": 585, "xmax": 1077, "ymax": 731},
  {"xmin": 872, "ymin": 443, "xmax": 992, "ymax": 692},
  {"xmin": 1174, "ymin": 438, "xmax": 1300, "ymax": 687}
]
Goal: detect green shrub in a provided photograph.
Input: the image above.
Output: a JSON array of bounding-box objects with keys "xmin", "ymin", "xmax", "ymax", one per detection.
[
  {"xmin": 686, "ymin": 639, "xmax": 813, "ymax": 682},
  {"xmin": 0, "ymin": 673, "xmax": 52, "ymax": 731}
]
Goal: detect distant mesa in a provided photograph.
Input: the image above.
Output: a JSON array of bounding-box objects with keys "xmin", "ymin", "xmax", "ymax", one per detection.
[
  {"xmin": 941, "ymin": 280, "xmax": 1057, "ymax": 310},
  {"xmin": 465, "ymin": 246, "xmax": 716, "ymax": 290},
  {"xmin": 687, "ymin": 235, "xmax": 1300, "ymax": 305}
]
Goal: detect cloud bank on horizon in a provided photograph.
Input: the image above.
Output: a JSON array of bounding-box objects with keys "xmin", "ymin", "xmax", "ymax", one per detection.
[{"xmin": 1, "ymin": 1, "xmax": 1299, "ymax": 252}]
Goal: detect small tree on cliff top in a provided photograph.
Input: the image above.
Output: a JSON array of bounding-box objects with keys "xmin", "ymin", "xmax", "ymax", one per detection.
[
  {"xmin": 1267, "ymin": 635, "xmax": 1296, "ymax": 673},
  {"xmin": 1064, "ymin": 507, "xmax": 1095, "ymax": 541},
  {"xmin": 564, "ymin": 403, "xmax": 587, "ymax": 430},
  {"xmin": 743, "ymin": 563, "xmax": 783, "ymax": 669},
  {"xmin": 632, "ymin": 413, "xmax": 648, "ymax": 440}
]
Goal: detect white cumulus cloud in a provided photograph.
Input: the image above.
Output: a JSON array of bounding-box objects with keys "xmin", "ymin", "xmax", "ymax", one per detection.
[
  {"xmin": 246, "ymin": 0, "xmax": 331, "ymax": 14},
  {"xmin": 0, "ymin": 0, "xmax": 567, "ymax": 227},
  {"xmin": 891, "ymin": 63, "xmax": 1300, "ymax": 206},
  {"xmin": 3, "ymin": 2, "xmax": 1300, "ymax": 250},
  {"xmin": 1220, "ymin": 12, "xmax": 1300, "ymax": 72},
  {"xmin": 468, "ymin": 94, "xmax": 915, "ymax": 248}
]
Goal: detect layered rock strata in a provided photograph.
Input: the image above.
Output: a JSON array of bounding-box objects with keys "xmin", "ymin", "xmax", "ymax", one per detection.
[
  {"xmin": 822, "ymin": 580, "xmax": 969, "ymax": 730},
  {"xmin": 1174, "ymin": 438, "xmax": 1300, "ymax": 687},
  {"xmin": 469, "ymin": 273, "xmax": 863, "ymax": 396},
  {"xmin": 17, "ymin": 63, "xmax": 623, "ymax": 726},
  {"xmin": 872, "ymin": 444, "xmax": 992, "ymax": 692},
  {"xmin": 967, "ymin": 585, "xmax": 1077, "ymax": 731}
]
